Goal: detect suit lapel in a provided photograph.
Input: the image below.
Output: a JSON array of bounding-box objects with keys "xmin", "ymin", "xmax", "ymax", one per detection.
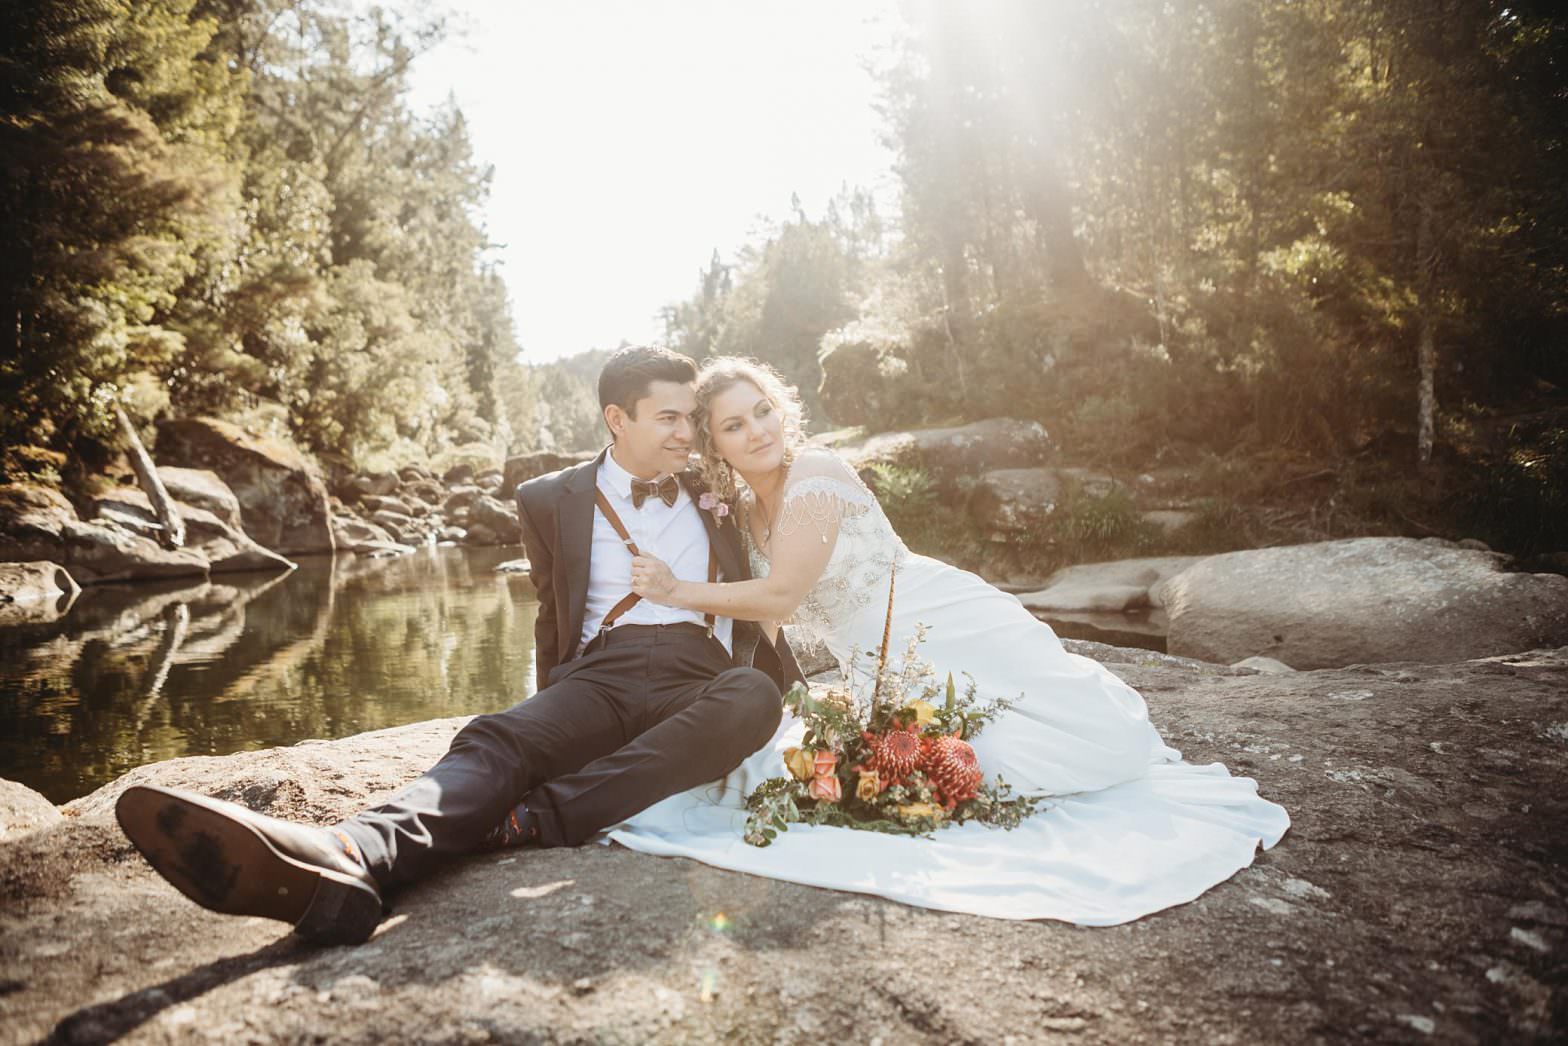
[
  {"xmin": 556, "ymin": 449, "xmax": 606, "ymax": 662},
  {"xmin": 680, "ymin": 470, "xmax": 748, "ymax": 583}
]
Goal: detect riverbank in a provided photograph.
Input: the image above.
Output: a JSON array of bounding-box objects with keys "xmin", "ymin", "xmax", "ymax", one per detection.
[{"xmin": 2, "ymin": 640, "xmax": 1563, "ymax": 1043}]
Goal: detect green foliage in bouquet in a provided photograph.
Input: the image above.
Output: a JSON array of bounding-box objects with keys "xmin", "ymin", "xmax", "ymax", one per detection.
[{"xmin": 744, "ymin": 564, "xmax": 1046, "ymax": 846}]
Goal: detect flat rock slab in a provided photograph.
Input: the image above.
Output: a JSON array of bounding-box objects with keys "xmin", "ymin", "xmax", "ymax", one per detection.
[
  {"xmin": 1019, "ymin": 555, "xmax": 1207, "ymax": 613},
  {"xmin": 1157, "ymin": 537, "xmax": 1568, "ymax": 669},
  {"xmin": 3, "ymin": 649, "xmax": 1566, "ymax": 1043}
]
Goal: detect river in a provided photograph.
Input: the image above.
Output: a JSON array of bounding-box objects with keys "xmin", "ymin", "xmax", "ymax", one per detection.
[{"xmin": 0, "ymin": 547, "xmax": 540, "ymax": 804}]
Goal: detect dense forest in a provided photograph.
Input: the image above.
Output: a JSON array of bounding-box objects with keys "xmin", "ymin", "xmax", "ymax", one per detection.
[{"xmin": 3, "ymin": 0, "xmax": 1566, "ymax": 554}]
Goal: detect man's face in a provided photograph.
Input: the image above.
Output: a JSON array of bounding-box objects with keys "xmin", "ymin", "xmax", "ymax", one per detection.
[{"xmin": 606, "ymin": 380, "xmax": 697, "ymax": 478}]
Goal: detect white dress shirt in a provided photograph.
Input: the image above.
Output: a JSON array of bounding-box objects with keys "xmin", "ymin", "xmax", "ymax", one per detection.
[{"xmin": 579, "ymin": 448, "xmax": 734, "ymax": 655}]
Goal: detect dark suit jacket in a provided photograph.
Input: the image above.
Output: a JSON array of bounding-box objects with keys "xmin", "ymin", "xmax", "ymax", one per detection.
[{"xmin": 514, "ymin": 449, "xmax": 806, "ymax": 695}]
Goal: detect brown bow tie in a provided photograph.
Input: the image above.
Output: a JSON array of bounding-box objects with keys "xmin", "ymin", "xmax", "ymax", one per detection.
[{"xmin": 630, "ymin": 475, "xmax": 679, "ymax": 509}]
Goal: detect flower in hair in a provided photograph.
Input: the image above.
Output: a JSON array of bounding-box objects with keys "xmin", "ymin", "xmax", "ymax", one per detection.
[{"xmin": 697, "ymin": 491, "xmax": 731, "ymax": 519}]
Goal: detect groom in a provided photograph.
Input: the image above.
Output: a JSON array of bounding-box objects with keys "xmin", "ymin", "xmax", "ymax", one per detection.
[{"xmin": 116, "ymin": 346, "xmax": 802, "ymax": 945}]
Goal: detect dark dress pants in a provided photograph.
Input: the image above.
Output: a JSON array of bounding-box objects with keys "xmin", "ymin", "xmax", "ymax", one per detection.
[{"xmin": 338, "ymin": 624, "xmax": 782, "ymax": 891}]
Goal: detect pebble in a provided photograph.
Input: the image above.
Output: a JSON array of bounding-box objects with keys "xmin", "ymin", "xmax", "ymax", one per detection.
[
  {"xmin": 1283, "ymin": 878, "xmax": 1331, "ymax": 901},
  {"xmin": 1509, "ymin": 927, "xmax": 1549, "ymax": 953},
  {"xmin": 1396, "ymin": 1015, "xmax": 1435, "ymax": 1035}
]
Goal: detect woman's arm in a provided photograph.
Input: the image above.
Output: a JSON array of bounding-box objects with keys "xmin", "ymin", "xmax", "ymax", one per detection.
[{"xmin": 630, "ymin": 505, "xmax": 841, "ymax": 622}]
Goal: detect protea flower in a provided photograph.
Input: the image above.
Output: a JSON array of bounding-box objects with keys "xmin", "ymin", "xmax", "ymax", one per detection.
[
  {"xmin": 862, "ymin": 726, "xmax": 923, "ymax": 786},
  {"xmin": 923, "ymin": 735, "xmax": 983, "ymax": 808}
]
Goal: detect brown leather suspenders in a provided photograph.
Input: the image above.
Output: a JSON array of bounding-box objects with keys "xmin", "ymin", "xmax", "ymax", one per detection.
[{"xmin": 593, "ymin": 488, "xmax": 719, "ymax": 636}]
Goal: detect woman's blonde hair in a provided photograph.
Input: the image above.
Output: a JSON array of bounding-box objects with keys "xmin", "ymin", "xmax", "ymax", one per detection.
[{"xmin": 692, "ymin": 356, "xmax": 807, "ymax": 502}]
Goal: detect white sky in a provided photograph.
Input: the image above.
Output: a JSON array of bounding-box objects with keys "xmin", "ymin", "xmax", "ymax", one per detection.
[{"xmin": 398, "ymin": 0, "xmax": 903, "ymax": 362}]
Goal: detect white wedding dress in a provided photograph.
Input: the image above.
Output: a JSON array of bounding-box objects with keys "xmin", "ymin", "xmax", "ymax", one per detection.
[{"xmin": 609, "ymin": 448, "xmax": 1289, "ymax": 925}]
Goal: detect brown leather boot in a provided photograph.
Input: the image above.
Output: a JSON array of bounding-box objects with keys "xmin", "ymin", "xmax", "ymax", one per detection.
[{"xmin": 116, "ymin": 785, "xmax": 384, "ymax": 946}]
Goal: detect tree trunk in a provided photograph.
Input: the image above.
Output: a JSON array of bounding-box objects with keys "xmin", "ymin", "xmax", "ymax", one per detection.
[
  {"xmin": 938, "ymin": 238, "xmax": 974, "ymax": 405},
  {"xmin": 1034, "ymin": 163, "xmax": 1090, "ymax": 292},
  {"xmin": 115, "ymin": 402, "xmax": 186, "ymax": 549},
  {"xmin": 1416, "ymin": 199, "xmax": 1437, "ymax": 468}
]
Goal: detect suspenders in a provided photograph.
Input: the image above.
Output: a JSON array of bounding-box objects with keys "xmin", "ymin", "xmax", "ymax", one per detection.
[{"xmin": 593, "ymin": 488, "xmax": 719, "ymax": 637}]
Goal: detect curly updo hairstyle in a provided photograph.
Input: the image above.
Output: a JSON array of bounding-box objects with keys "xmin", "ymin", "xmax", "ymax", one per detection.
[{"xmin": 691, "ymin": 356, "xmax": 807, "ymax": 504}]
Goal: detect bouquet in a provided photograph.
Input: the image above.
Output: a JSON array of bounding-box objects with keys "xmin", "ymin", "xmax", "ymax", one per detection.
[{"xmin": 743, "ymin": 563, "xmax": 1046, "ymax": 846}]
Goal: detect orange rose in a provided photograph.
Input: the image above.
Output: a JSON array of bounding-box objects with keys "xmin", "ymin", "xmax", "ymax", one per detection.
[
  {"xmin": 812, "ymin": 749, "xmax": 838, "ymax": 778},
  {"xmin": 856, "ymin": 770, "xmax": 882, "ymax": 802},
  {"xmin": 782, "ymin": 747, "xmax": 814, "ymax": 782},
  {"xmin": 808, "ymin": 774, "xmax": 842, "ymax": 803}
]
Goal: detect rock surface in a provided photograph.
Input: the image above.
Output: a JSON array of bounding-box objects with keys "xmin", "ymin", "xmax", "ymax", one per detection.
[
  {"xmin": 1157, "ymin": 537, "xmax": 1568, "ymax": 669},
  {"xmin": 503, "ymin": 451, "xmax": 597, "ymax": 501},
  {"xmin": 92, "ymin": 487, "xmax": 296, "ymax": 576},
  {"xmin": 331, "ymin": 515, "xmax": 413, "ymax": 557},
  {"xmin": 468, "ymin": 495, "xmax": 523, "ymax": 546},
  {"xmin": 1019, "ymin": 555, "xmax": 1208, "ymax": 613},
  {"xmin": 0, "ymin": 560, "xmax": 80, "ymax": 627},
  {"xmin": 156, "ymin": 418, "xmax": 335, "ymax": 556},
  {"xmin": 841, "ymin": 418, "xmax": 1053, "ymax": 494},
  {"xmin": 0, "ymin": 483, "xmax": 78, "ymax": 563},
  {"xmin": 3, "ymin": 645, "xmax": 1565, "ymax": 1043},
  {"xmin": 59, "ymin": 518, "xmax": 211, "ymax": 584},
  {"xmin": 154, "ymin": 468, "xmax": 247, "ymax": 532},
  {"xmin": 968, "ymin": 467, "xmax": 1062, "ymax": 537},
  {"xmin": 0, "ymin": 778, "xmax": 63, "ymax": 841}
]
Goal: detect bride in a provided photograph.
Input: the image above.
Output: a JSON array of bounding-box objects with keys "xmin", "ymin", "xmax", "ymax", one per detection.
[{"xmin": 614, "ymin": 356, "xmax": 1288, "ymax": 925}]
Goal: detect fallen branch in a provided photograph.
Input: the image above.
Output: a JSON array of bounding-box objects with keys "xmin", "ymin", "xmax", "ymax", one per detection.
[{"xmin": 114, "ymin": 402, "xmax": 185, "ymax": 549}]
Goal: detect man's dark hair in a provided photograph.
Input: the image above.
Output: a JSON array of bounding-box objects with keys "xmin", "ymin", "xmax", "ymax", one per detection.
[{"xmin": 598, "ymin": 346, "xmax": 698, "ymax": 417}]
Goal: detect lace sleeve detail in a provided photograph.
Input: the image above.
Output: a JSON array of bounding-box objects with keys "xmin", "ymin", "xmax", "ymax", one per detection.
[{"xmin": 775, "ymin": 449, "xmax": 877, "ymax": 540}]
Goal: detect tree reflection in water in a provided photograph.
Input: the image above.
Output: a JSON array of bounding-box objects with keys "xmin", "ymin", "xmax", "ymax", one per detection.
[{"xmin": 0, "ymin": 547, "xmax": 539, "ymax": 803}]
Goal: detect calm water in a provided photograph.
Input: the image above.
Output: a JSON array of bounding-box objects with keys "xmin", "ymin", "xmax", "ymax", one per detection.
[{"xmin": 0, "ymin": 547, "xmax": 539, "ymax": 804}]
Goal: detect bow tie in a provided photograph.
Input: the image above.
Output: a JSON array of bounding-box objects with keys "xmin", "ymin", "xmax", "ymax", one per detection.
[{"xmin": 630, "ymin": 474, "xmax": 680, "ymax": 509}]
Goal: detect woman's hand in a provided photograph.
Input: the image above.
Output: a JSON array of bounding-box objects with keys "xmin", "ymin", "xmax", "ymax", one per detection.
[{"xmin": 630, "ymin": 554, "xmax": 679, "ymax": 603}]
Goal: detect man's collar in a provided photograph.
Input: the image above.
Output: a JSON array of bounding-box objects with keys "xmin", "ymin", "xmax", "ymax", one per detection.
[
  {"xmin": 602, "ymin": 446, "xmax": 685, "ymax": 502},
  {"xmin": 600, "ymin": 446, "xmax": 640, "ymax": 500}
]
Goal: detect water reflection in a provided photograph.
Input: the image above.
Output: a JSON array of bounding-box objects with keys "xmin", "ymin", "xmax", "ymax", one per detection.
[{"xmin": 0, "ymin": 547, "xmax": 539, "ymax": 803}]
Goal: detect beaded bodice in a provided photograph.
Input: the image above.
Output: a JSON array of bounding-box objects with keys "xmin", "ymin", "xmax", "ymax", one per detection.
[{"xmin": 743, "ymin": 448, "xmax": 911, "ymax": 650}]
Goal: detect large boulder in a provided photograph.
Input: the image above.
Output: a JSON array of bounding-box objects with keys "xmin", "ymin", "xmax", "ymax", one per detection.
[
  {"xmin": 503, "ymin": 451, "xmax": 597, "ymax": 499},
  {"xmin": 443, "ymin": 484, "xmax": 481, "ymax": 513},
  {"xmin": 350, "ymin": 471, "xmax": 401, "ymax": 499},
  {"xmin": 359, "ymin": 494, "xmax": 415, "ymax": 517},
  {"xmin": 1, "ymin": 483, "xmax": 213, "ymax": 585},
  {"xmin": 0, "ymin": 778, "xmax": 61, "ymax": 841},
  {"xmin": 469, "ymin": 495, "xmax": 523, "ymax": 545},
  {"xmin": 403, "ymin": 478, "xmax": 446, "ymax": 507},
  {"xmin": 1019, "ymin": 555, "xmax": 1208, "ymax": 614},
  {"xmin": 5, "ymin": 646, "xmax": 1566, "ymax": 1043},
  {"xmin": 1157, "ymin": 537, "xmax": 1568, "ymax": 668},
  {"xmin": 155, "ymin": 417, "xmax": 335, "ymax": 556},
  {"xmin": 331, "ymin": 514, "xmax": 414, "ymax": 557},
  {"xmin": 0, "ymin": 483, "xmax": 78, "ymax": 562},
  {"xmin": 58, "ymin": 518, "xmax": 209, "ymax": 584},
  {"xmin": 969, "ymin": 468, "xmax": 1062, "ymax": 538},
  {"xmin": 92, "ymin": 487, "xmax": 295, "ymax": 576},
  {"xmin": 154, "ymin": 467, "xmax": 245, "ymax": 531},
  {"xmin": 840, "ymin": 418, "xmax": 1053, "ymax": 495},
  {"xmin": 0, "ymin": 561, "xmax": 80, "ymax": 626}
]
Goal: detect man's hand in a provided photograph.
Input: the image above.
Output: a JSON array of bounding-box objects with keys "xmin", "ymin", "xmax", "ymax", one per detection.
[{"xmin": 630, "ymin": 554, "xmax": 680, "ymax": 604}]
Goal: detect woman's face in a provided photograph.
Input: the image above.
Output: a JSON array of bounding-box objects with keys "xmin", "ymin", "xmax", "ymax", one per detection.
[{"xmin": 708, "ymin": 380, "xmax": 786, "ymax": 477}]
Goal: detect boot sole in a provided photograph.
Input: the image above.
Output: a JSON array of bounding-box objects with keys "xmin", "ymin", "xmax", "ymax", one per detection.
[{"xmin": 115, "ymin": 785, "xmax": 382, "ymax": 946}]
